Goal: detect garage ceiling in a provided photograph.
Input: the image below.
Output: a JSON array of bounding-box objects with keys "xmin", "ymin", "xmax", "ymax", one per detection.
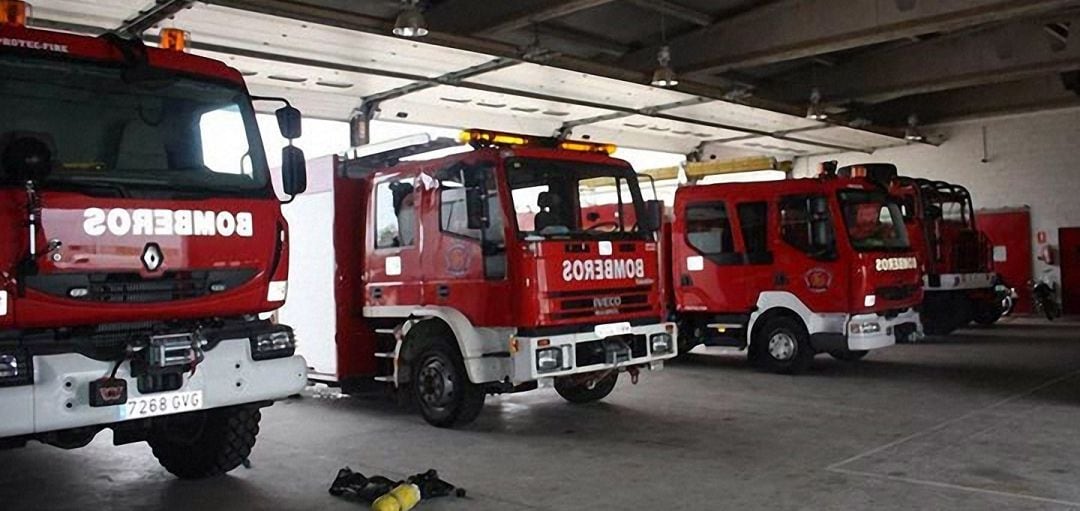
[{"xmin": 28, "ymin": 0, "xmax": 1080, "ymax": 156}]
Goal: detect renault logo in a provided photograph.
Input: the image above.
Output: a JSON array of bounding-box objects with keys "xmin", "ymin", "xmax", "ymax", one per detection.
[{"xmin": 141, "ymin": 243, "xmax": 164, "ymax": 272}]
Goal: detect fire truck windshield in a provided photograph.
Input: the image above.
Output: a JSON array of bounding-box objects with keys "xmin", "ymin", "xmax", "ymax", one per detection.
[
  {"xmin": 506, "ymin": 157, "xmax": 648, "ymax": 239},
  {"xmin": 0, "ymin": 55, "xmax": 269, "ymax": 198},
  {"xmin": 838, "ymin": 190, "xmax": 910, "ymax": 252}
]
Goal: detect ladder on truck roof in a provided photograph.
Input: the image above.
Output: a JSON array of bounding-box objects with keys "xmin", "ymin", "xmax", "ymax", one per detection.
[{"xmin": 338, "ymin": 134, "xmax": 460, "ymax": 179}]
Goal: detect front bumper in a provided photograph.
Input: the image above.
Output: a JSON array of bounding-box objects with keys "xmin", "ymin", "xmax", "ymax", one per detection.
[
  {"xmin": 510, "ymin": 322, "xmax": 677, "ymax": 383},
  {"xmin": 810, "ymin": 308, "xmax": 921, "ymax": 352},
  {"xmin": 0, "ymin": 335, "xmax": 307, "ymax": 439}
]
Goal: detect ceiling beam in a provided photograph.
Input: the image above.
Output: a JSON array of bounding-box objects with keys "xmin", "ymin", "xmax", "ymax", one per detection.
[
  {"xmin": 532, "ymin": 23, "xmax": 630, "ymax": 56},
  {"xmin": 623, "ymin": 0, "xmax": 712, "ymax": 27},
  {"xmin": 620, "ymin": 0, "xmax": 1080, "ymax": 75},
  {"xmin": 473, "ymin": 0, "xmax": 617, "ymax": 34},
  {"xmin": 868, "ymin": 74, "xmax": 1080, "ymax": 124},
  {"xmin": 767, "ymin": 13, "xmax": 1080, "ymax": 105},
  {"xmin": 115, "ymin": 0, "xmax": 196, "ymax": 35}
]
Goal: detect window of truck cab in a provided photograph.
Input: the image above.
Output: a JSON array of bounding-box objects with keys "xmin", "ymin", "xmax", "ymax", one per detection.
[
  {"xmin": 504, "ymin": 157, "xmax": 648, "ymax": 240},
  {"xmin": 435, "ymin": 160, "xmax": 508, "ymax": 280},
  {"xmin": 0, "ymin": 53, "xmax": 271, "ymax": 198},
  {"xmin": 779, "ymin": 195, "xmax": 836, "ymax": 260},
  {"xmin": 837, "ymin": 189, "xmax": 910, "ymax": 252},
  {"xmin": 374, "ymin": 177, "xmax": 417, "ymax": 249}
]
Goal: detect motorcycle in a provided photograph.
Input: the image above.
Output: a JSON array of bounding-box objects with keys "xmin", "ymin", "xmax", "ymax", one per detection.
[{"xmin": 1031, "ymin": 270, "xmax": 1062, "ymax": 321}]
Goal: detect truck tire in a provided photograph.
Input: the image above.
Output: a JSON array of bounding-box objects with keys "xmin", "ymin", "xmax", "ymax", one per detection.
[
  {"xmin": 554, "ymin": 372, "xmax": 618, "ymax": 403},
  {"xmin": 754, "ymin": 317, "xmax": 814, "ymax": 374},
  {"xmin": 972, "ymin": 303, "xmax": 1003, "ymax": 325},
  {"xmin": 411, "ymin": 339, "xmax": 486, "ymax": 428},
  {"xmin": 828, "ymin": 349, "xmax": 869, "ymax": 362},
  {"xmin": 148, "ymin": 405, "xmax": 261, "ymax": 479}
]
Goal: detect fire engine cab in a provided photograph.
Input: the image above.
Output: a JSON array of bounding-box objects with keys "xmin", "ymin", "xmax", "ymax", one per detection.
[
  {"xmin": 838, "ymin": 163, "xmax": 1000, "ymax": 335},
  {"xmin": 667, "ymin": 167, "xmax": 923, "ymax": 373},
  {"xmin": 284, "ymin": 130, "xmax": 677, "ymax": 427},
  {"xmin": 0, "ymin": 2, "xmax": 308, "ymax": 479}
]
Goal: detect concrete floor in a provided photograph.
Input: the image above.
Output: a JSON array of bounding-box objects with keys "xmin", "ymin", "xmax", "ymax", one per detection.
[{"xmin": 4, "ymin": 317, "xmax": 1080, "ymax": 510}]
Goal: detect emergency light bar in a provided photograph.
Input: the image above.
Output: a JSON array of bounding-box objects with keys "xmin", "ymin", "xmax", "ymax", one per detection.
[
  {"xmin": 459, "ymin": 129, "xmax": 616, "ymax": 154},
  {"xmin": 1, "ymin": 0, "xmax": 30, "ymax": 26}
]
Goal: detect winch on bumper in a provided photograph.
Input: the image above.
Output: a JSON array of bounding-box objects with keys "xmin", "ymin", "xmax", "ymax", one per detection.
[
  {"xmin": 0, "ymin": 322, "xmax": 307, "ymax": 439},
  {"xmin": 510, "ymin": 321, "xmax": 677, "ymax": 383},
  {"xmin": 809, "ymin": 308, "xmax": 921, "ymax": 353}
]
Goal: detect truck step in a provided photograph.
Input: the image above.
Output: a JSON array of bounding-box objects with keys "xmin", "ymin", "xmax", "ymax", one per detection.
[
  {"xmin": 707, "ymin": 323, "xmax": 745, "ymax": 330},
  {"xmin": 374, "ymin": 352, "xmax": 396, "ymax": 359},
  {"xmin": 373, "ymin": 376, "xmax": 395, "ymax": 383},
  {"xmin": 375, "ymin": 328, "xmax": 397, "ymax": 335}
]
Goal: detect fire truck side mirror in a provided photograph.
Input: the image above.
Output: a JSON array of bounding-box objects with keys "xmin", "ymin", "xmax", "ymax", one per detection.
[
  {"xmin": 276, "ymin": 105, "xmax": 303, "ymax": 140},
  {"xmin": 281, "ymin": 145, "xmax": 307, "ymax": 198},
  {"xmin": 640, "ymin": 200, "xmax": 663, "ymax": 233}
]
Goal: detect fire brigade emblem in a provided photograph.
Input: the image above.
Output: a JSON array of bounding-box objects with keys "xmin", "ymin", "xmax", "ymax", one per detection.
[
  {"xmin": 445, "ymin": 244, "xmax": 470, "ymax": 276},
  {"xmin": 804, "ymin": 267, "xmax": 832, "ymax": 292}
]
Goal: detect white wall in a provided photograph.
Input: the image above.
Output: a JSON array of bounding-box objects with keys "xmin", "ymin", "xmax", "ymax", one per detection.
[{"xmin": 795, "ymin": 107, "xmax": 1080, "ymax": 285}]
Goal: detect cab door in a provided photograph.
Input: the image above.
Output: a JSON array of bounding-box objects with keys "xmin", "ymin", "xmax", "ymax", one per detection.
[
  {"xmin": 773, "ymin": 194, "xmax": 848, "ymax": 313},
  {"xmin": 365, "ymin": 169, "xmax": 424, "ymax": 306},
  {"xmin": 674, "ymin": 200, "xmax": 750, "ymax": 312},
  {"xmin": 421, "ymin": 158, "xmax": 511, "ymax": 325}
]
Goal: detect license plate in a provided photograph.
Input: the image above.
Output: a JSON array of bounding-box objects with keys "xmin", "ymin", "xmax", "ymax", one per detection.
[
  {"xmin": 122, "ymin": 390, "xmax": 203, "ymax": 420},
  {"xmin": 594, "ymin": 321, "xmax": 632, "ymax": 338}
]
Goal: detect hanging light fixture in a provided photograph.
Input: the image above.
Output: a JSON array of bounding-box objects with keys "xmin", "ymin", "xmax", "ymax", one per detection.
[
  {"xmin": 806, "ymin": 88, "xmax": 828, "ymax": 121},
  {"xmin": 651, "ymin": 46, "xmax": 678, "ymax": 87},
  {"xmin": 650, "ymin": 13, "xmax": 678, "ymax": 88},
  {"xmin": 905, "ymin": 114, "xmax": 926, "ymax": 142},
  {"xmin": 393, "ymin": 0, "xmax": 428, "ymax": 38}
]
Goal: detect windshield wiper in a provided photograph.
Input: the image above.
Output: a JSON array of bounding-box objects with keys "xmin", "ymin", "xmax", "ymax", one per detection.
[{"xmin": 44, "ymin": 177, "xmax": 129, "ymax": 198}]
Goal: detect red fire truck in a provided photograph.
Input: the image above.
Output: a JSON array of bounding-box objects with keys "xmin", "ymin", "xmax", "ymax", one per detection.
[
  {"xmin": 287, "ymin": 130, "xmax": 677, "ymax": 427},
  {"xmin": 0, "ymin": 3, "xmax": 309, "ymax": 479},
  {"xmin": 666, "ymin": 170, "xmax": 923, "ymax": 373},
  {"xmin": 838, "ymin": 164, "xmax": 1000, "ymax": 335}
]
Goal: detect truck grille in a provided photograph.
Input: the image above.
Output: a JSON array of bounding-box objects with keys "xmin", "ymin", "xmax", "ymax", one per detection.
[
  {"xmin": 547, "ymin": 285, "xmax": 653, "ymax": 320},
  {"xmin": 26, "ymin": 269, "xmax": 257, "ymax": 304}
]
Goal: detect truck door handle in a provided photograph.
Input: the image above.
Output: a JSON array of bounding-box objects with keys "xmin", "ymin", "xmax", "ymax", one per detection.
[
  {"xmin": 436, "ymin": 285, "xmax": 450, "ymax": 298},
  {"xmin": 680, "ymin": 274, "xmax": 693, "ymax": 287},
  {"xmin": 371, "ymin": 287, "xmax": 383, "ymax": 299}
]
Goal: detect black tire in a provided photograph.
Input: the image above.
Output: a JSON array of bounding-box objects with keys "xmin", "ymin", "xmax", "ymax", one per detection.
[
  {"xmin": 753, "ymin": 316, "xmax": 814, "ymax": 374},
  {"xmin": 829, "ymin": 349, "xmax": 869, "ymax": 362},
  {"xmin": 554, "ymin": 372, "xmax": 618, "ymax": 403},
  {"xmin": 973, "ymin": 302, "xmax": 1003, "ymax": 325},
  {"xmin": 148, "ymin": 405, "xmax": 261, "ymax": 479},
  {"xmin": 411, "ymin": 339, "xmax": 485, "ymax": 428}
]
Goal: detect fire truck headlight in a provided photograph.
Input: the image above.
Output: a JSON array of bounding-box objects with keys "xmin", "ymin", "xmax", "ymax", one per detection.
[
  {"xmin": 649, "ymin": 333, "xmax": 673, "ymax": 355},
  {"xmin": 0, "ymin": 351, "xmax": 32, "ymax": 387},
  {"xmin": 849, "ymin": 321, "xmax": 882, "ymax": 335},
  {"xmin": 536, "ymin": 347, "xmax": 563, "ymax": 373},
  {"xmin": 863, "ymin": 294, "xmax": 877, "ymax": 308},
  {"xmin": 250, "ymin": 327, "xmax": 296, "ymax": 361}
]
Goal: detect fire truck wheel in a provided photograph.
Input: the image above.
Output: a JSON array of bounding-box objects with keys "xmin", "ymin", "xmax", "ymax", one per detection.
[
  {"xmin": 754, "ymin": 317, "xmax": 814, "ymax": 374},
  {"xmin": 828, "ymin": 349, "xmax": 869, "ymax": 362},
  {"xmin": 973, "ymin": 304, "xmax": 1003, "ymax": 325},
  {"xmin": 554, "ymin": 372, "xmax": 618, "ymax": 403},
  {"xmin": 147, "ymin": 405, "xmax": 261, "ymax": 479},
  {"xmin": 411, "ymin": 340, "xmax": 486, "ymax": 428}
]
